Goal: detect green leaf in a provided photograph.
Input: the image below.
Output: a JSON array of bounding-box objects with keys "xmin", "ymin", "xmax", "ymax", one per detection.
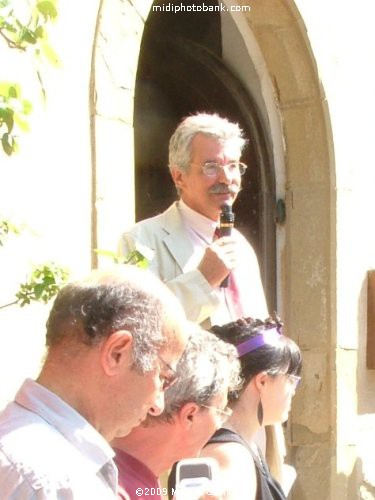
[
  {"xmin": 13, "ymin": 262, "xmax": 69, "ymax": 307},
  {"xmin": 0, "ymin": 82, "xmax": 19, "ymax": 101},
  {"xmin": 21, "ymin": 99, "xmax": 32, "ymax": 114},
  {"xmin": 11, "ymin": 139, "xmax": 19, "ymax": 153},
  {"xmin": 33, "ymin": 283, "xmax": 45, "ymax": 299},
  {"xmin": 8, "ymin": 85, "xmax": 18, "ymax": 98},
  {"xmin": 37, "ymin": 1, "xmax": 58, "ymax": 21},
  {"xmin": 94, "ymin": 248, "xmax": 149, "ymax": 267},
  {"xmin": 34, "ymin": 25, "xmax": 44, "ymax": 39},
  {"xmin": 20, "ymin": 27, "xmax": 37, "ymax": 45},
  {"xmin": 39, "ymin": 41, "xmax": 60, "ymax": 66},
  {"xmin": 95, "ymin": 249, "xmax": 119, "ymax": 259},
  {"xmin": 0, "ymin": 108, "xmax": 14, "ymax": 132},
  {"xmin": 0, "ymin": 1, "xmax": 59, "ymax": 158},
  {"xmin": 124, "ymin": 250, "xmax": 149, "ymax": 268},
  {"xmin": 2, "ymin": 22, "xmax": 17, "ymax": 36},
  {"xmin": 0, "ymin": 219, "xmax": 22, "ymax": 246},
  {"xmin": 1, "ymin": 132, "xmax": 14, "ymax": 155}
]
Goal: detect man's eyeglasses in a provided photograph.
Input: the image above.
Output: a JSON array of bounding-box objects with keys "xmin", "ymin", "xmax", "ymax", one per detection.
[
  {"xmin": 200, "ymin": 404, "xmax": 233, "ymax": 422},
  {"xmin": 195, "ymin": 161, "xmax": 248, "ymax": 177},
  {"xmin": 157, "ymin": 354, "xmax": 179, "ymax": 390},
  {"xmin": 286, "ymin": 374, "xmax": 301, "ymax": 390}
]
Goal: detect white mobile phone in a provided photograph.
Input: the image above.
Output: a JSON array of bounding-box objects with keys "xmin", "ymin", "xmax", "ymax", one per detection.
[{"xmin": 175, "ymin": 457, "xmax": 218, "ymax": 499}]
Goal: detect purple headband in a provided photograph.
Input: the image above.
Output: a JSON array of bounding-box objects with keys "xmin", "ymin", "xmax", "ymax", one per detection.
[{"xmin": 236, "ymin": 326, "xmax": 283, "ymax": 357}]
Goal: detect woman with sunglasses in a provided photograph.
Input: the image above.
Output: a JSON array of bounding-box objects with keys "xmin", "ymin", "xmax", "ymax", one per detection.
[{"xmin": 199, "ymin": 316, "xmax": 302, "ymax": 500}]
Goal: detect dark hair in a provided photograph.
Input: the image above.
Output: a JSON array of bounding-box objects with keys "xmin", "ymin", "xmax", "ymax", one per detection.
[
  {"xmin": 45, "ymin": 280, "xmax": 166, "ymax": 373},
  {"xmin": 210, "ymin": 316, "xmax": 302, "ymax": 402}
]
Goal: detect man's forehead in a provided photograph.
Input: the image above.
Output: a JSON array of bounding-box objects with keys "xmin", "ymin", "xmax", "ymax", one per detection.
[
  {"xmin": 162, "ymin": 320, "xmax": 188, "ymax": 360},
  {"xmin": 192, "ymin": 133, "xmax": 241, "ymax": 159},
  {"xmin": 164, "ymin": 320, "xmax": 201, "ymax": 363},
  {"xmin": 221, "ymin": 139, "xmax": 242, "ymax": 159}
]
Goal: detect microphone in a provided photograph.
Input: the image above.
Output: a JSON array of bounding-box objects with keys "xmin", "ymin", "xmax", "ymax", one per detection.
[{"xmin": 219, "ymin": 203, "xmax": 235, "ymax": 288}]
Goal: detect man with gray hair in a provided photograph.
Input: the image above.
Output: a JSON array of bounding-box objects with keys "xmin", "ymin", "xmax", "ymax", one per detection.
[
  {"xmin": 112, "ymin": 325, "xmax": 241, "ymax": 500},
  {"xmin": 119, "ymin": 112, "xmax": 268, "ymax": 329},
  {"xmin": 0, "ymin": 265, "xmax": 188, "ymax": 499}
]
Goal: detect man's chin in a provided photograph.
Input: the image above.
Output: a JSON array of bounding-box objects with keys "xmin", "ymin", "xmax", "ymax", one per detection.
[
  {"xmin": 213, "ymin": 193, "xmax": 236, "ymax": 207},
  {"xmin": 120, "ymin": 415, "xmax": 147, "ymax": 436}
]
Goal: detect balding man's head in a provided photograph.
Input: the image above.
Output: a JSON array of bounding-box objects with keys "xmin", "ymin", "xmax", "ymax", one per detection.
[
  {"xmin": 45, "ymin": 265, "xmax": 187, "ymax": 373},
  {"xmin": 38, "ymin": 265, "xmax": 189, "ymax": 440}
]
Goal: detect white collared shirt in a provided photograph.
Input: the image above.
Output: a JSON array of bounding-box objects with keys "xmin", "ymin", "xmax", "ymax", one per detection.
[
  {"xmin": 0, "ymin": 379, "xmax": 118, "ymax": 499},
  {"xmin": 178, "ymin": 199, "xmax": 217, "ymax": 245},
  {"xmin": 178, "ymin": 199, "xmax": 238, "ymax": 326}
]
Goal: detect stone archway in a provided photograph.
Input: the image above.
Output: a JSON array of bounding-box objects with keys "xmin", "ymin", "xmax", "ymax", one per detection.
[
  {"xmin": 231, "ymin": 2, "xmax": 335, "ymax": 498},
  {"xmin": 134, "ymin": 6, "xmax": 277, "ymax": 309}
]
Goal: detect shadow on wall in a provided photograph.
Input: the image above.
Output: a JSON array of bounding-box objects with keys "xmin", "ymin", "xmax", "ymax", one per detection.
[
  {"xmin": 338, "ymin": 459, "xmax": 363, "ymax": 500},
  {"xmin": 340, "ymin": 457, "xmax": 368, "ymax": 500},
  {"xmin": 359, "ymin": 476, "xmax": 375, "ymax": 499},
  {"xmin": 357, "ymin": 272, "xmax": 375, "ymax": 415},
  {"xmin": 290, "ymin": 456, "xmax": 364, "ymax": 500}
]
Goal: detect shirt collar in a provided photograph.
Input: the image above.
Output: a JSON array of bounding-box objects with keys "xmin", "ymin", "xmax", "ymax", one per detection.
[
  {"xmin": 178, "ymin": 199, "xmax": 218, "ymax": 242},
  {"xmin": 114, "ymin": 448, "xmax": 158, "ymax": 483},
  {"xmin": 15, "ymin": 379, "xmax": 115, "ymax": 474}
]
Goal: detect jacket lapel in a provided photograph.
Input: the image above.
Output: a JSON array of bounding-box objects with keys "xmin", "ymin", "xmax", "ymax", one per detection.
[{"xmin": 161, "ymin": 203, "xmax": 195, "ymax": 272}]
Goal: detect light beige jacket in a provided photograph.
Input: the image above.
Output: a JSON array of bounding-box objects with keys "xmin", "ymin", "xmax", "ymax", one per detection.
[{"xmin": 118, "ymin": 202, "xmax": 268, "ymax": 326}]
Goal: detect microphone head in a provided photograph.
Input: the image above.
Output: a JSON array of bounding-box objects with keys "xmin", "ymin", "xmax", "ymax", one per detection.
[
  {"xmin": 220, "ymin": 202, "xmax": 233, "ymax": 215},
  {"xmin": 220, "ymin": 202, "xmax": 235, "ymax": 226}
]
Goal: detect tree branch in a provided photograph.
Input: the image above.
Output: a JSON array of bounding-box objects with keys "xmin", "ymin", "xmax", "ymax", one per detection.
[
  {"xmin": 0, "ymin": 29, "xmax": 26, "ymax": 51},
  {"xmin": 0, "ymin": 299, "xmax": 19, "ymax": 310}
]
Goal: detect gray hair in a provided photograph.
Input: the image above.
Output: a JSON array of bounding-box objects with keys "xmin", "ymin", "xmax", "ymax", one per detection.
[
  {"xmin": 45, "ymin": 266, "xmax": 177, "ymax": 373},
  {"xmin": 168, "ymin": 112, "xmax": 247, "ymax": 174},
  {"xmin": 150, "ymin": 326, "xmax": 242, "ymax": 423}
]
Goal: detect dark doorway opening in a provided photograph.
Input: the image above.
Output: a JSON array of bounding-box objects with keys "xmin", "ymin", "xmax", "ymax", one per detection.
[{"xmin": 134, "ymin": 0, "xmax": 276, "ymax": 310}]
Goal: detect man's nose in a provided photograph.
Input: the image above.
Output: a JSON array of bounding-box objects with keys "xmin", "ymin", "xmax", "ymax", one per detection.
[
  {"xmin": 148, "ymin": 391, "xmax": 165, "ymax": 417},
  {"xmin": 217, "ymin": 165, "xmax": 232, "ymax": 183}
]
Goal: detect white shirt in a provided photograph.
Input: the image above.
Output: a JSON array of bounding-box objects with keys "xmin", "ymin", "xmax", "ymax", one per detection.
[{"xmin": 0, "ymin": 379, "xmax": 118, "ymax": 499}]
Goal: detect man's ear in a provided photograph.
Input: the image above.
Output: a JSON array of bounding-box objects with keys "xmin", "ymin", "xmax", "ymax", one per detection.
[
  {"xmin": 100, "ymin": 330, "xmax": 133, "ymax": 376},
  {"xmin": 177, "ymin": 402, "xmax": 201, "ymax": 428},
  {"xmin": 170, "ymin": 166, "xmax": 185, "ymax": 190}
]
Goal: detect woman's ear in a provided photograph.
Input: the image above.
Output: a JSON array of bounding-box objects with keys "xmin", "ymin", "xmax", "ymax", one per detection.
[
  {"xmin": 100, "ymin": 330, "xmax": 133, "ymax": 376},
  {"xmin": 254, "ymin": 371, "xmax": 268, "ymax": 392}
]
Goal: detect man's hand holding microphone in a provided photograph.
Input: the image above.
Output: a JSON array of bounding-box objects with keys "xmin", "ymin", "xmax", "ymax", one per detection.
[{"xmin": 197, "ymin": 203, "xmax": 237, "ymax": 288}]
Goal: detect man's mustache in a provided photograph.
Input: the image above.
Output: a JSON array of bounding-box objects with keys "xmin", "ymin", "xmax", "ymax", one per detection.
[{"xmin": 208, "ymin": 184, "xmax": 241, "ymax": 195}]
